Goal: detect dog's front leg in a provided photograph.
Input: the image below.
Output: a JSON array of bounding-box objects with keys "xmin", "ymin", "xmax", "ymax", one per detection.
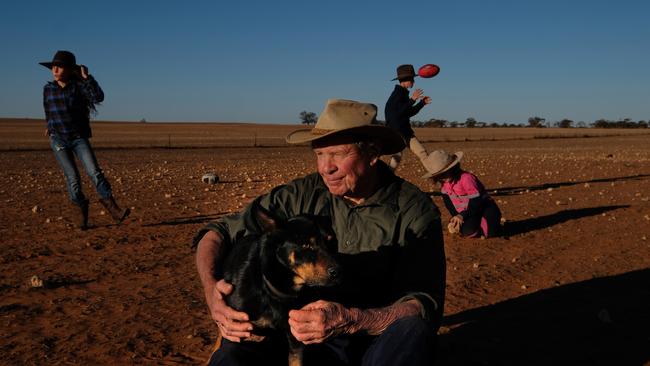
[{"xmin": 287, "ymin": 335, "xmax": 304, "ymax": 366}]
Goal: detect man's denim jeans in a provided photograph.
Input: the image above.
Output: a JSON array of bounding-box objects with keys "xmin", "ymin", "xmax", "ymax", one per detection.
[
  {"xmin": 209, "ymin": 316, "xmax": 437, "ymax": 366},
  {"xmin": 49, "ymin": 135, "xmax": 112, "ymax": 204}
]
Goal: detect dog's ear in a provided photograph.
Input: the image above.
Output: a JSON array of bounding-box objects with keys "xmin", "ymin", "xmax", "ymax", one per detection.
[
  {"xmin": 311, "ymin": 215, "xmax": 337, "ymax": 249},
  {"xmin": 251, "ymin": 200, "xmax": 278, "ymax": 233},
  {"xmin": 310, "ymin": 215, "xmax": 331, "ymax": 233}
]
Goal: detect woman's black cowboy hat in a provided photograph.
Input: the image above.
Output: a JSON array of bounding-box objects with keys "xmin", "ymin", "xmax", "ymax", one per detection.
[{"xmin": 39, "ymin": 50, "xmax": 80, "ymax": 70}]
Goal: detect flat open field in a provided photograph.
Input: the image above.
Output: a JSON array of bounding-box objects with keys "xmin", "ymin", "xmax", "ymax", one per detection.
[
  {"xmin": 1, "ymin": 120, "xmax": 649, "ymax": 365},
  {"xmin": 1, "ymin": 118, "xmax": 648, "ymax": 150}
]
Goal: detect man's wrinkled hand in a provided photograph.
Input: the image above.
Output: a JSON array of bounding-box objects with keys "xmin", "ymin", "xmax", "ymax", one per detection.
[
  {"xmin": 288, "ymin": 300, "xmax": 355, "ymax": 345},
  {"xmin": 208, "ymin": 279, "xmax": 254, "ymax": 343}
]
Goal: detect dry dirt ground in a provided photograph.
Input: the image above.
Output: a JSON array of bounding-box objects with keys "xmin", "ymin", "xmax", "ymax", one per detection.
[{"xmin": 1, "ymin": 132, "xmax": 649, "ymax": 365}]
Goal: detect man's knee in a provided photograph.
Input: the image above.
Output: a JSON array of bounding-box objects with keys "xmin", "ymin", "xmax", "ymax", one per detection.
[
  {"xmin": 207, "ymin": 339, "xmax": 285, "ymax": 366},
  {"xmin": 385, "ymin": 315, "xmax": 436, "ymax": 341},
  {"xmin": 208, "ymin": 345, "xmax": 247, "ymax": 366},
  {"xmin": 363, "ymin": 316, "xmax": 437, "ymax": 366}
]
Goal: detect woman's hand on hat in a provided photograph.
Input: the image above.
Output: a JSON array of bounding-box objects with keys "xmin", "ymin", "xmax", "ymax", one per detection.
[{"xmin": 79, "ymin": 65, "xmax": 89, "ymax": 79}]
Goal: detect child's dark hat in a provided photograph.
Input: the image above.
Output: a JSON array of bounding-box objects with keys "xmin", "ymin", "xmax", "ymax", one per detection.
[
  {"xmin": 39, "ymin": 50, "xmax": 79, "ymax": 69},
  {"xmin": 392, "ymin": 64, "xmax": 418, "ymax": 81}
]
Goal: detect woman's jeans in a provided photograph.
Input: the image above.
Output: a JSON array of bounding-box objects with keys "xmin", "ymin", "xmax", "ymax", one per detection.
[{"xmin": 49, "ymin": 135, "xmax": 112, "ymax": 204}]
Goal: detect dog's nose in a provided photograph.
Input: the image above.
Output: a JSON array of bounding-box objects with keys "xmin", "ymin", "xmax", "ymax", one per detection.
[{"xmin": 327, "ymin": 267, "xmax": 340, "ymax": 279}]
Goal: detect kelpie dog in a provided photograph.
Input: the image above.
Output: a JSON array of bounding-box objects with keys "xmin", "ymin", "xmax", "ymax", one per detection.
[{"xmin": 216, "ymin": 202, "xmax": 340, "ymax": 366}]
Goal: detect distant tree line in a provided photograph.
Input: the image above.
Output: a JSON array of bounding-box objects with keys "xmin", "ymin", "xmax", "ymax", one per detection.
[
  {"xmin": 591, "ymin": 118, "xmax": 648, "ymax": 129},
  {"xmin": 407, "ymin": 116, "xmax": 648, "ymax": 128},
  {"xmin": 300, "ymin": 111, "xmax": 648, "ymax": 129}
]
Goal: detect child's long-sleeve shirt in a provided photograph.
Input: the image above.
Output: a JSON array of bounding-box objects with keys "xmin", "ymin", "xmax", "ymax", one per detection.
[{"xmin": 441, "ymin": 171, "xmax": 492, "ymax": 219}]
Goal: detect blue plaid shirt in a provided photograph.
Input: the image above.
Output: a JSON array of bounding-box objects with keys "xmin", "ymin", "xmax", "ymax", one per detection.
[{"xmin": 43, "ymin": 76, "xmax": 104, "ymax": 140}]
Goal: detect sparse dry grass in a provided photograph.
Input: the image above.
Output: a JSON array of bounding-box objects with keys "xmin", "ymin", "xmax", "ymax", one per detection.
[
  {"xmin": 0, "ymin": 118, "xmax": 647, "ymax": 150},
  {"xmin": 0, "ymin": 119, "xmax": 298, "ymax": 150}
]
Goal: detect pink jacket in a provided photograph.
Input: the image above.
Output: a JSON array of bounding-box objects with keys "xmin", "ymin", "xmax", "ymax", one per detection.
[{"xmin": 441, "ymin": 171, "xmax": 490, "ymax": 214}]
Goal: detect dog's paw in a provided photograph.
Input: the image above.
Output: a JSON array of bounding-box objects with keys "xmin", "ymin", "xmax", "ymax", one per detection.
[{"xmin": 243, "ymin": 334, "xmax": 266, "ymax": 343}]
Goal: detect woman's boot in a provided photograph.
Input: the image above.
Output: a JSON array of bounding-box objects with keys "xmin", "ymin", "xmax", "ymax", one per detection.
[
  {"xmin": 99, "ymin": 196, "xmax": 130, "ymax": 224},
  {"xmin": 76, "ymin": 199, "xmax": 89, "ymax": 230}
]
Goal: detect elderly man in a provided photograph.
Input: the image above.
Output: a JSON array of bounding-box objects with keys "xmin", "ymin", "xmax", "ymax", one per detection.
[{"xmin": 194, "ymin": 99, "xmax": 446, "ymax": 366}]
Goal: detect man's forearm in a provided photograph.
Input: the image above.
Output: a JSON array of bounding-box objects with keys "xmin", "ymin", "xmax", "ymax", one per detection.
[
  {"xmin": 195, "ymin": 231, "xmax": 225, "ymax": 300},
  {"xmin": 347, "ymin": 299, "xmax": 422, "ymax": 336}
]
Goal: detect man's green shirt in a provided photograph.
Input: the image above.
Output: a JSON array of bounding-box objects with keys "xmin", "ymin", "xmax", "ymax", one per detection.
[{"xmin": 194, "ymin": 162, "xmax": 446, "ymax": 329}]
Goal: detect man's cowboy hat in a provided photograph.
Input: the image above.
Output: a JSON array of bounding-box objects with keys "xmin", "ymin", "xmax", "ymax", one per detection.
[
  {"xmin": 391, "ymin": 64, "xmax": 418, "ymax": 81},
  {"xmin": 421, "ymin": 150, "xmax": 464, "ymax": 179},
  {"xmin": 286, "ymin": 99, "xmax": 406, "ymax": 155},
  {"xmin": 39, "ymin": 50, "xmax": 80, "ymax": 70}
]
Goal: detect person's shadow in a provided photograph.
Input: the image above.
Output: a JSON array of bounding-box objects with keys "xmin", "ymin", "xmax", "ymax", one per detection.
[
  {"xmin": 502, "ymin": 205, "xmax": 629, "ymax": 237},
  {"xmin": 142, "ymin": 212, "xmax": 231, "ymax": 227},
  {"xmin": 425, "ymin": 174, "xmax": 650, "ymax": 198},
  {"xmin": 492, "ymin": 174, "xmax": 650, "ymax": 197},
  {"xmin": 438, "ymin": 268, "xmax": 650, "ymax": 366}
]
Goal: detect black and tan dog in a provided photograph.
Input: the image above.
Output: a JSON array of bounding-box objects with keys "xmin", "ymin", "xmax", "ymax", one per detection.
[{"xmin": 214, "ymin": 202, "xmax": 340, "ymax": 366}]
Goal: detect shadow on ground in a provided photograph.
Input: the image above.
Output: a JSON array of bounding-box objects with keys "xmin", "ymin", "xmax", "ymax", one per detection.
[
  {"xmin": 438, "ymin": 268, "xmax": 650, "ymax": 366},
  {"xmin": 142, "ymin": 212, "xmax": 230, "ymax": 227},
  {"xmin": 425, "ymin": 174, "xmax": 650, "ymax": 198},
  {"xmin": 502, "ymin": 205, "xmax": 629, "ymax": 237},
  {"xmin": 492, "ymin": 174, "xmax": 650, "ymax": 197}
]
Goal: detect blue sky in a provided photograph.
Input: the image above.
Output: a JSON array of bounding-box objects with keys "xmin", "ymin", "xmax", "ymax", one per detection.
[{"xmin": 2, "ymin": 0, "xmax": 648, "ymax": 124}]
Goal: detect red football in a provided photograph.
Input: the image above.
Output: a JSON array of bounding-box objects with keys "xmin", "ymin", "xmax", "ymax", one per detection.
[{"xmin": 418, "ymin": 64, "xmax": 440, "ymax": 78}]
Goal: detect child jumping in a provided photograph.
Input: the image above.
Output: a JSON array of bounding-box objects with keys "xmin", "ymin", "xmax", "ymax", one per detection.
[
  {"xmin": 422, "ymin": 150, "xmax": 502, "ymax": 238},
  {"xmin": 384, "ymin": 64, "xmax": 432, "ymax": 170}
]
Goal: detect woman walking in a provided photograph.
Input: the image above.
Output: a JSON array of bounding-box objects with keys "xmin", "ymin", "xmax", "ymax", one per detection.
[{"xmin": 40, "ymin": 50, "xmax": 129, "ymax": 230}]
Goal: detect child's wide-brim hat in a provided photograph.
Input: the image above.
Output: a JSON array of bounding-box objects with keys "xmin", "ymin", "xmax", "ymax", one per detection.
[
  {"xmin": 391, "ymin": 64, "xmax": 418, "ymax": 81},
  {"xmin": 421, "ymin": 150, "xmax": 464, "ymax": 179},
  {"xmin": 39, "ymin": 50, "xmax": 79, "ymax": 70},
  {"xmin": 286, "ymin": 99, "xmax": 406, "ymax": 155}
]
